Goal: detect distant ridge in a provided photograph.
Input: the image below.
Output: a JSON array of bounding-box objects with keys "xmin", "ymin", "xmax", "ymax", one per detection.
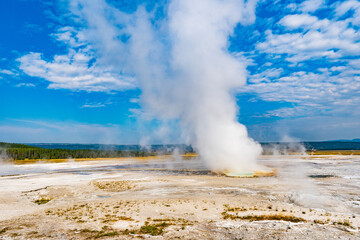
[
  {"xmin": 328, "ymin": 139, "xmax": 360, "ymax": 142},
  {"xmin": 307, "ymin": 139, "xmax": 359, "ymax": 142}
]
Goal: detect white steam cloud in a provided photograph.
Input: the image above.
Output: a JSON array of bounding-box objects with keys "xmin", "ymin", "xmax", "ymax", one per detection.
[{"xmin": 68, "ymin": 0, "xmax": 261, "ymax": 172}]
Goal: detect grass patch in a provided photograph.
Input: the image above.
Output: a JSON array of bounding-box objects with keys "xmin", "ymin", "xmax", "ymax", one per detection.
[
  {"xmin": 223, "ymin": 212, "xmax": 305, "ymax": 223},
  {"xmin": 74, "ymin": 218, "xmax": 185, "ymax": 238},
  {"xmin": 313, "ymin": 219, "xmax": 327, "ymax": 224},
  {"xmin": 34, "ymin": 198, "xmax": 52, "ymax": 205},
  {"xmin": 228, "ymin": 207, "xmax": 247, "ymax": 212},
  {"xmin": 139, "ymin": 222, "xmax": 169, "ymax": 236},
  {"xmin": 101, "ymin": 215, "xmax": 133, "ymax": 223},
  {"xmin": 92, "ymin": 180, "xmax": 136, "ymax": 192},
  {"xmin": 0, "ymin": 227, "xmax": 9, "ymax": 234},
  {"xmin": 334, "ymin": 220, "xmax": 352, "ymax": 227},
  {"xmin": 95, "ymin": 231, "xmax": 119, "ymax": 238}
]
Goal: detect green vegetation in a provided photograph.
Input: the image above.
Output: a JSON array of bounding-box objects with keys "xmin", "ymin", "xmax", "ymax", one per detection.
[
  {"xmin": 95, "ymin": 231, "xmax": 119, "ymax": 238},
  {"xmin": 0, "ymin": 142, "xmax": 164, "ymax": 161},
  {"xmin": 140, "ymin": 222, "xmax": 169, "ymax": 236},
  {"xmin": 334, "ymin": 220, "xmax": 351, "ymax": 227},
  {"xmin": 75, "ymin": 222, "xmax": 169, "ymax": 239},
  {"xmin": 92, "ymin": 180, "xmax": 136, "ymax": 192},
  {"xmin": 0, "ymin": 227, "xmax": 9, "ymax": 234},
  {"xmin": 221, "ymin": 205, "xmax": 306, "ymax": 223},
  {"xmin": 0, "ymin": 142, "xmax": 35, "ymax": 149},
  {"xmin": 34, "ymin": 198, "xmax": 52, "ymax": 205},
  {"xmin": 222, "ymin": 212, "xmax": 306, "ymax": 223}
]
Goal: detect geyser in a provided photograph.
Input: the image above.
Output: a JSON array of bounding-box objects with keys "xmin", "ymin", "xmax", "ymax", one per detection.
[{"xmin": 69, "ymin": 0, "xmax": 262, "ymax": 173}]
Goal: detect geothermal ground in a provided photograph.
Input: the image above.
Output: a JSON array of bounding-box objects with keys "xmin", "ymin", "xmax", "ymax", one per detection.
[{"xmin": 0, "ymin": 154, "xmax": 360, "ymax": 239}]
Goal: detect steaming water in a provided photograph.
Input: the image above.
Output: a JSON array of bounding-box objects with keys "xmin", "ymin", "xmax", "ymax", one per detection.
[{"xmin": 67, "ymin": 0, "xmax": 262, "ymax": 173}]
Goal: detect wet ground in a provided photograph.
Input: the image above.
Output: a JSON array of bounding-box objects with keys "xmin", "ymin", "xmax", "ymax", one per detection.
[{"xmin": 0, "ymin": 155, "xmax": 359, "ymax": 239}]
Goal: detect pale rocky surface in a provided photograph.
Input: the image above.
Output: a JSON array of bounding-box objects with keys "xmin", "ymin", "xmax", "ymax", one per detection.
[{"xmin": 0, "ymin": 155, "xmax": 359, "ymax": 239}]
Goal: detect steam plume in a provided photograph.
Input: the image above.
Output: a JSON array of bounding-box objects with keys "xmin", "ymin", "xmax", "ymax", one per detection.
[{"xmin": 69, "ymin": 0, "xmax": 262, "ymax": 172}]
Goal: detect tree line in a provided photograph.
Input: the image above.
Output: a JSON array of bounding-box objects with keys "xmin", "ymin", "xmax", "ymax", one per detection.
[{"xmin": 0, "ymin": 142, "xmax": 168, "ymax": 160}]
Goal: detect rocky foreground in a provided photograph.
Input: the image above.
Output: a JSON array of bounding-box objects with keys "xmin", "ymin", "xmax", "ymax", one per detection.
[{"xmin": 0, "ymin": 155, "xmax": 359, "ymax": 239}]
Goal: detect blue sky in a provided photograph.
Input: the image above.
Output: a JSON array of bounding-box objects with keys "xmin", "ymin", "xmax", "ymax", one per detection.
[{"xmin": 0, "ymin": 0, "xmax": 359, "ymax": 144}]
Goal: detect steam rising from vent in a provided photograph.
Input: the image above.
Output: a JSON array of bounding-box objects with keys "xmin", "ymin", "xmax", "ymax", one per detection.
[{"xmin": 69, "ymin": 0, "xmax": 262, "ymax": 172}]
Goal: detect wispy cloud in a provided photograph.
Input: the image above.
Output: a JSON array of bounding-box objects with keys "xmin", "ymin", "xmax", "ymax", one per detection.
[
  {"xmin": 81, "ymin": 102, "xmax": 106, "ymax": 108},
  {"xmin": 129, "ymin": 98, "xmax": 139, "ymax": 103},
  {"xmin": 0, "ymin": 69, "xmax": 15, "ymax": 75},
  {"xmin": 16, "ymin": 83, "xmax": 35, "ymax": 87},
  {"xmin": 23, "ymin": 23, "xmax": 44, "ymax": 33},
  {"xmin": 299, "ymin": 0, "xmax": 325, "ymax": 13},
  {"xmin": 261, "ymin": 106, "xmax": 312, "ymax": 118}
]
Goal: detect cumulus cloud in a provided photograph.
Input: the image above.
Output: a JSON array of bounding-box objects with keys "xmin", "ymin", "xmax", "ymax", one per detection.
[
  {"xmin": 244, "ymin": 1, "xmax": 360, "ymax": 121},
  {"xmin": 18, "ymin": 51, "xmax": 135, "ymax": 92},
  {"xmin": 243, "ymin": 66, "xmax": 360, "ymax": 109},
  {"xmin": 257, "ymin": 1, "xmax": 360, "ymax": 64},
  {"xmin": 258, "ymin": 19, "xmax": 359, "ymax": 62},
  {"xmin": 18, "ymin": 26, "xmax": 135, "ymax": 92},
  {"xmin": 279, "ymin": 14, "xmax": 318, "ymax": 29}
]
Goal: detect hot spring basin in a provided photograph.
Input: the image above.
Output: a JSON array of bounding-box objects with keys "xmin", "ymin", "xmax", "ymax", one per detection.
[{"xmin": 225, "ymin": 169, "xmax": 277, "ymax": 178}]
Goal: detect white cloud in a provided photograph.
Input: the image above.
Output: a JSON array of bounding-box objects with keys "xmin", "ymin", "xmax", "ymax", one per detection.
[
  {"xmin": 279, "ymin": 14, "xmax": 318, "ymax": 29},
  {"xmin": 249, "ymin": 2, "xmax": 360, "ymax": 122},
  {"xmin": 260, "ymin": 23, "xmax": 359, "ymax": 62},
  {"xmin": 18, "ymin": 26, "xmax": 135, "ymax": 92},
  {"xmin": 334, "ymin": 0, "xmax": 360, "ymax": 25},
  {"xmin": 16, "ymin": 83, "xmax": 35, "ymax": 87},
  {"xmin": 81, "ymin": 102, "xmax": 106, "ymax": 108},
  {"xmin": 286, "ymin": 3, "xmax": 297, "ymax": 11},
  {"xmin": 18, "ymin": 51, "xmax": 135, "ymax": 92},
  {"xmin": 248, "ymin": 68, "xmax": 283, "ymax": 83},
  {"xmin": 0, "ymin": 69, "xmax": 15, "ymax": 75},
  {"xmin": 240, "ymin": 64, "xmax": 360, "ymax": 119},
  {"xmin": 330, "ymin": 66, "xmax": 346, "ymax": 71},
  {"xmin": 52, "ymin": 26, "xmax": 87, "ymax": 48},
  {"xmin": 262, "ymin": 106, "xmax": 311, "ymax": 118},
  {"xmin": 257, "ymin": 9, "xmax": 360, "ymax": 64},
  {"xmin": 299, "ymin": 0, "xmax": 325, "ymax": 13},
  {"xmin": 129, "ymin": 98, "xmax": 139, "ymax": 103}
]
